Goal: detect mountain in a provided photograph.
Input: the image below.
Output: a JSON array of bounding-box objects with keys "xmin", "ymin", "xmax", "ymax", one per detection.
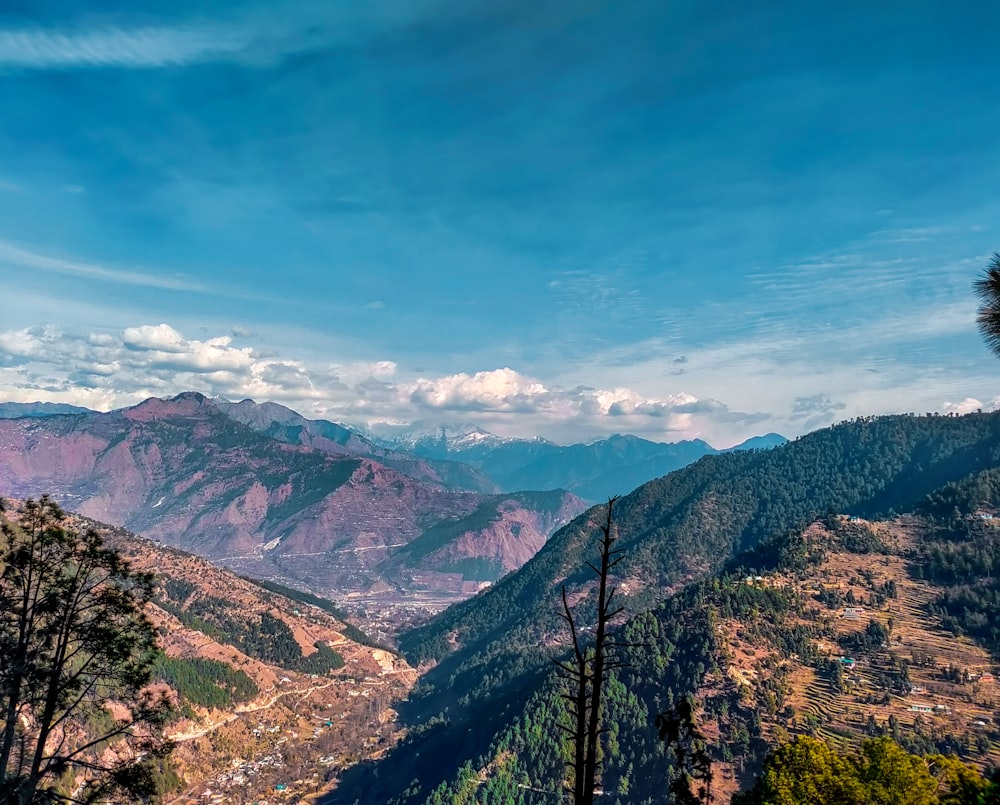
[
  {"xmin": 217, "ymin": 399, "xmax": 500, "ymax": 494},
  {"xmin": 372, "ymin": 426, "xmax": 785, "ymax": 502},
  {"xmin": 0, "ymin": 393, "xmax": 586, "ymax": 603},
  {"xmin": 0, "ymin": 500, "xmax": 415, "ymax": 804},
  {"xmin": 0, "ymin": 401, "xmax": 92, "ymax": 418},
  {"xmin": 326, "ymin": 411, "xmax": 1000, "ymax": 804},
  {"xmin": 350, "ymin": 506, "xmax": 1000, "ymax": 804},
  {"xmin": 724, "ymin": 432, "xmax": 788, "ymax": 452},
  {"xmin": 381, "ymin": 490, "xmax": 587, "ymax": 589},
  {"xmin": 366, "ymin": 422, "xmax": 517, "ymax": 453}
]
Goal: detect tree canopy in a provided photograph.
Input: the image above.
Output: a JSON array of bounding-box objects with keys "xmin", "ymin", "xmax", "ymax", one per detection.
[
  {"xmin": 0, "ymin": 497, "xmax": 173, "ymax": 804},
  {"xmin": 733, "ymin": 736, "xmax": 996, "ymax": 805}
]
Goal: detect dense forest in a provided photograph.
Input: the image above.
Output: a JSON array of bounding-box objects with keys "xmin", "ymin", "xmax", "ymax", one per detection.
[
  {"xmin": 244, "ymin": 576, "xmax": 387, "ymax": 649},
  {"xmin": 152, "ymin": 654, "xmax": 259, "ymax": 710}
]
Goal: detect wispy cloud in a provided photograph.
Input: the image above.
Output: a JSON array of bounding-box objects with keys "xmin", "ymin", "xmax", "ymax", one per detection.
[
  {"xmin": 0, "ymin": 26, "xmax": 249, "ymax": 70},
  {"xmin": 0, "ymin": 241, "xmax": 205, "ymax": 291}
]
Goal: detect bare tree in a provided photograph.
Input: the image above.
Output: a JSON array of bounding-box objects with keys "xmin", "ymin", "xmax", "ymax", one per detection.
[
  {"xmin": 0, "ymin": 497, "xmax": 173, "ymax": 804},
  {"xmin": 555, "ymin": 497, "xmax": 626, "ymax": 805}
]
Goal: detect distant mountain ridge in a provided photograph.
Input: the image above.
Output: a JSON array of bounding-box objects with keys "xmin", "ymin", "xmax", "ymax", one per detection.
[
  {"xmin": 366, "ymin": 422, "xmax": 523, "ymax": 452},
  {"xmin": 1, "ymin": 398, "xmax": 787, "ymax": 502},
  {"xmin": 403, "ymin": 412, "xmax": 1000, "ymax": 673},
  {"xmin": 371, "ymin": 424, "xmax": 788, "ymax": 501},
  {"xmin": 0, "ymin": 401, "xmax": 91, "ymax": 418},
  {"xmin": 215, "ymin": 398, "xmax": 500, "ymax": 494}
]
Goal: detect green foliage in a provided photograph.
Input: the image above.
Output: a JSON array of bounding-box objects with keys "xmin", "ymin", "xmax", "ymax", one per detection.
[
  {"xmin": 733, "ymin": 736, "xmax": 987, "ymax": 805},
  {"xmin": 915, "ymin": 492, "xmax": 1000, "ymax": 654},
  {"xmin": 732, "ymin": 735, "xmax": 865, "ymax": 805},
  {"xmin": 296, "ymin": 641, "xmax": 346, "ymax": 674},
  {"xmin": 921, "ymin": 467, "xmax": 1000, "ymax": 518},
  {"xmin": 152, "ymin": 654, "xmax": 259, "ymax": 709},
  {"xmin": 0, "ymin": 497, "xmax": 174, "ymax": 803},
  {"xmin": 154, "ymin": 590, "xmax": 345, "ymax": 674},
  {"xmin": 233, "ymin": 611, "xmax": 344, "ymax": 674}
]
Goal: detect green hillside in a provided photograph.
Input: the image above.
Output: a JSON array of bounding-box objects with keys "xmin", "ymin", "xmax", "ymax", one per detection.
[{"xmin": 327, "ymin": 411, "xmax": 1000, "ymax": 804}]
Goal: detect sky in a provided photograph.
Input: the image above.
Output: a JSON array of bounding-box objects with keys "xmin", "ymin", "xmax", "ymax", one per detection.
[{"xmin": 1, "ymin": 1, "xmax": 999, "ymax": 447}]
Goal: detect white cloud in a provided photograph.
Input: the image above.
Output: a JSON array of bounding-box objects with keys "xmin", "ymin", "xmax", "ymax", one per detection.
[
  {"xmin": 943, "ymin": 397, "xmax": 985, "ymax": 415},
  {"xmin": 122, "ymin": 324, "xmax": 188, "ymax": 353},
  {"xmin": 121, "ymin": 325, "xmax": 255, "ymax": 373},
  {"xmin": 0, "ymin": 324, "xmax": 751, "ymax": 443},
  {"xmin": 1, "ymin": 318, "xmax": 996, "ymax": 447},
  {"xmin": 408, "ymin": 368, "xmax": 548, "ymax": 411},
  {"xmin": 399, "ymin": 369, "xmax": 714, "ymax": 438}
]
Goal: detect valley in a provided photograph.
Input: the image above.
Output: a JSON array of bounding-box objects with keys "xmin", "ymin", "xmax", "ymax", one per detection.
[
  {"xmin": 4, "ymin": 403, "xmax": 1000, "ymax": 803},
  {"xmin": 4, "ymin": 10, "xmax": 995, "ymax": 802}
]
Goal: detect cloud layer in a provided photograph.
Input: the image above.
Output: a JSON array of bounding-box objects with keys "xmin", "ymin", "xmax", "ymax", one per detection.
[{"xmin": 0, "ymin": 322, "xmax": 766, "ymax": 444}]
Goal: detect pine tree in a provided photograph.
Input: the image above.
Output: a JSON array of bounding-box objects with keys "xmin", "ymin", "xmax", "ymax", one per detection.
[{"xmin": 0, "ymin": 497, "xmax": 173, "ymax": 804}]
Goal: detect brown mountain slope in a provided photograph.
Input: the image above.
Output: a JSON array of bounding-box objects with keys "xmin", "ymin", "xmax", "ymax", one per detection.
[
  {"xmin": 0, "ymin": 501, "xmax": 417, "ymax": 804},
  {"xmin": 0, "ymin": 393, "xmax": 586, "ymax": 603},
  {"xmin": 216, "ymin": 398, "xmax": 500, "ymax": 494}
]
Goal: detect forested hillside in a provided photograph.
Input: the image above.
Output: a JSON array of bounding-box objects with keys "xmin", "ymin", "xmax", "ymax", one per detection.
[{"xmin": 328, "ymin": 412, "xmax": 1000, "ymax": 804}]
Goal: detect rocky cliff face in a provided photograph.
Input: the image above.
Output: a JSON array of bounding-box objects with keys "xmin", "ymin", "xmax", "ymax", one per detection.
[{"xmin": 0, "ymin": 393, "xmax": 586, "ymax": 600}]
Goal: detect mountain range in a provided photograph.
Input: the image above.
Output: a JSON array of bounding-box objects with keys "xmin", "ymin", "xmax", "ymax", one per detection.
[
  {"xmin": 0, "ymin": 393, "xmax": 585, "ymax": 601},
  {"xmin": 4, "ymin": 397, "xmax": 999, "ymax": 802},
  {"xmin": 369, "ymin": 423, "xmax": 787, "ymax": 501},
  {"xmin": 215, "ymin": 399, "xmax": 501, "ymax": 494},
  {"xmin": 0, "ymin": 395, "xmax": 785, "ymax": 603},
  {"xmin": 0, "ymin": 401, "xmax": 92, "ymax": 417}
]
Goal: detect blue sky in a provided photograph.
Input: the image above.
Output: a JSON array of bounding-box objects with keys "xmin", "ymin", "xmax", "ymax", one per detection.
[{"xmin": 1, "ymin": 1, "xmax": 999, "ymax": 446}]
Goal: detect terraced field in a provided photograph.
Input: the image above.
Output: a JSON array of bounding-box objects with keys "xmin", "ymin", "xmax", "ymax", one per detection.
[{"xmin": 716, "ymin": 516, "xmax": 1000, "ymax": 775}]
